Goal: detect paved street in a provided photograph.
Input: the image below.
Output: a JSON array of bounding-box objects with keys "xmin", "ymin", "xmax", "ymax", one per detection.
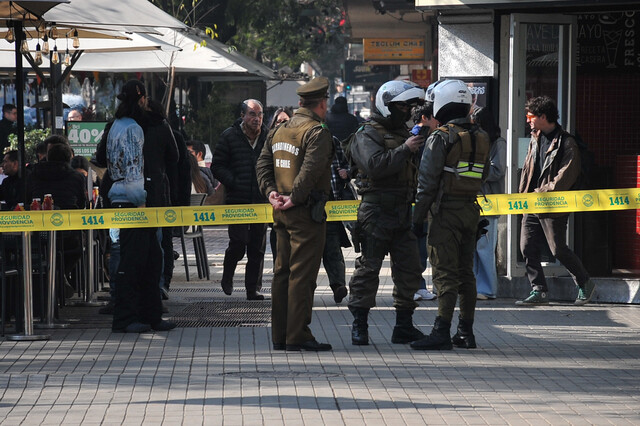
[{"xmin": 1, "ymin": 226, "xmax": 639, "ymax": 425}]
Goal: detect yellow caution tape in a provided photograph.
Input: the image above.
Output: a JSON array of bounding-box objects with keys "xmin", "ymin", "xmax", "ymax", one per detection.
[{"xmin": 0, "ymin": 188, "xmax": 637, "ymax": 232}]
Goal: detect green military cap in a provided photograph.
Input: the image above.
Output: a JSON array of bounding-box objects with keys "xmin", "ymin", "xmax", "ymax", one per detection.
[{"xmin": 296, "ymin": 76, "xmax": 329, "ymax": 99}]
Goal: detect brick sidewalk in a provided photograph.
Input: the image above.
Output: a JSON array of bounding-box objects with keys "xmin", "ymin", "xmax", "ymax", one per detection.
[{"xmin": 0, "ymin": 226, "xmax": 639, "ymax": 425}]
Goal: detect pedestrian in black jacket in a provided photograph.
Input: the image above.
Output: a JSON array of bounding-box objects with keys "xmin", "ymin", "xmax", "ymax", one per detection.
[
  {"xmin": 143, "ymin": 99, "xmax": 180, "ymax": 297},
  {"xmin": 326, "ymin": 96, "xmax": 359, "ymax": 142},
  {"xmin": 211, "ymin": 99, "xmax": 268, "ymax": 300}
]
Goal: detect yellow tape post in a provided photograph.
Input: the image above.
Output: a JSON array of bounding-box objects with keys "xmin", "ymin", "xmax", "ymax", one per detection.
[{"xmin": 0, "ymin": 188, "xmax": 637, "ymax": 232}]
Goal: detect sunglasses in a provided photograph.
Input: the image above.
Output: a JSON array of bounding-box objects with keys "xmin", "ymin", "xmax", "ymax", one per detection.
[{"xmin": 526, "ymin": 112, "xmax": 537, "ymax": 119}]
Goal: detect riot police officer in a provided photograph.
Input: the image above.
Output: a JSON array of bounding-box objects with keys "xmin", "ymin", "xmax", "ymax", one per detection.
[
  {"xmin": 346, "ymin": 80, "xmax": 426, "ymax": 346},
  {"xmin": 256, "ymin": 77, "xmax": 334, "ymax": 351},
  {"xmin": 411, "ymin": 80, "xmax": 491, "ymax": 350}
]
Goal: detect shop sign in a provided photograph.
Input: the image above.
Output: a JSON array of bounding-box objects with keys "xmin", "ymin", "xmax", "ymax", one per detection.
[
  {"xmin": 66, "ymin": 121, "xmax": 107, "ymax": 158},
  {"xmin": 363, "ymin": 38, "xmax": 425, "ymax": 63},
  {"xmin": 344, "ymin": 60, "xmax": 399, "ymax": 85},
  {"xmin": 411, "ymin": 69, "xmax": 431, "ymax": 87},
  {"xmin": 578, "ymin": 11, "xmax": 640, "ymax": 71}
]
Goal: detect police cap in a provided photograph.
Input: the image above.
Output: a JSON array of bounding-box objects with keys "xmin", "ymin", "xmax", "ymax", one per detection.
[{"xmin": 296, "ymin": 76, "xmax": 329, "ymax": 100}]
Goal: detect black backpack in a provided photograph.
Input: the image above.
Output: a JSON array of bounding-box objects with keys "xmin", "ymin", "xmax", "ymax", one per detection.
[{"xmin": 563, "ymin": 131, "xmax": 593, "ymax": 190}]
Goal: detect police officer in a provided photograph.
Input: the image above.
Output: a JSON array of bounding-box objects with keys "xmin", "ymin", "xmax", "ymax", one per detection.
[
  {"xmin": 346, "ymin": 81, "xmax": 426, "ymax": 346},
  {"xmin": 411, "ymin": 80, "xmax": 490, "ymax": 350},
  {"xmin": 256, "ymin": 77, "xmax": 334, "ymax": 352}
]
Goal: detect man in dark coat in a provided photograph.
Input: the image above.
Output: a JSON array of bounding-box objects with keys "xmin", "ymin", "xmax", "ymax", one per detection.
[
  {"xmin": 0, "ymin": 150, "xmax": 25, "ymax": 210},
  {"xmin": 0, "ymin": 104, "xmax": 17, "ymax": 153},
  {"xmin": 143, "ymin": 99, "xmax": 179, "ymax": 299},
  {"xmin": 211, "ymin": 99, "xmax": 268, "ymax": 300},
  {"xmin": 325, "ymin": 96, "xmax": 359, "ymax": 142}
]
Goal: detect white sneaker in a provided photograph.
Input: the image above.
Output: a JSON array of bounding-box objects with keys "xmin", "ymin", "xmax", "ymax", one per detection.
[{"xmin": 414, "ymin": 289, "xmax": 437, "ymax": 301}]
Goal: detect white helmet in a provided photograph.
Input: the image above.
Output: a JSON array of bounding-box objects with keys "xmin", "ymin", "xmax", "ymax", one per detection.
[
  {"xmin": 375, "ymin": 80, "xmax": 425, "ymax": 118},
  {"xmin": 425, "ymin": 80, "xmax": 442, "ymax": 103},
  {"xmin": 433, "ymin": 79, "xmax": 472, "ymax": 118}
]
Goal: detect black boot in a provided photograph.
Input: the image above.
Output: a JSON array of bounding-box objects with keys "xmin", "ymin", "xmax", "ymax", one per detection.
[
  {"xmin": 349, "ymin": 306, "xmax": 369, "ymax": 345},
  {"xmin": 330, "ymin": 284, "xmax": 348, "ymax": 304},
  {"xmin": 410, "ymin": 316, "xmax": 453, "ymax": 350},
  {"xmin": 391, "ymin": 309, "xmax": 425, "ymax": 344},
  {"xmin": 451, "ymin": 316, "xmax": 476, "ymax": 348}
]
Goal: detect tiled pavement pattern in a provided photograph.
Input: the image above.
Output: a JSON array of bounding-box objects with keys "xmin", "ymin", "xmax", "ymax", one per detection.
[{"xmin": 1, "ymin": 227, "xmax": 639, "ymax": 425}]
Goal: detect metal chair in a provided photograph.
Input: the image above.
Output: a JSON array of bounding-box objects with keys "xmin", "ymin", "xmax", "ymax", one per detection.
[{"xmin": 175, "ymin": 193, "xmax": 210, "ymax": 281}]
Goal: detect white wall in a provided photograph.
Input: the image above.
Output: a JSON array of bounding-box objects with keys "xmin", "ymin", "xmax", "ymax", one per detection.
[{"xmin": 438, "ymin": 23, "xmax": 495, "ymax": 77}]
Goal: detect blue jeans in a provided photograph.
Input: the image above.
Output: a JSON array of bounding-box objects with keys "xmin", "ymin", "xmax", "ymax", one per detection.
[{"xmin": 473, "ymin": 216, "xmax": 498, "ymax": 298}]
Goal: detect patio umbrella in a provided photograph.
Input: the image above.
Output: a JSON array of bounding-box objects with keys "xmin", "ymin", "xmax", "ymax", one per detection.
[
  {"xmin": 0, "ymin": 0, "xmax": 69, "ymax": 190},
  {"xmin": 42, "ymin": 0, "xmax": 187, "ymax": 32},
  {"xmin": 70, "ymin": 27, "xmax": 276, "ymax": 80}
]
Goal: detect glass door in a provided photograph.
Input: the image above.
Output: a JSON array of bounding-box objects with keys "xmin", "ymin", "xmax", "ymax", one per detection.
[{"xmin": 506, "ymin": 14, "xmax": 578, "ymax": 278}]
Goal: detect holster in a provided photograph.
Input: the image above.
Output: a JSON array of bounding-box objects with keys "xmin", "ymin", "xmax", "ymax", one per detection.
[
  {"xmin": 307, "ymin": 190, "xmax": 328, "ymax": 223},
  {"xmin": 350, "ymin": 221, "xmax": 362, "ymax": 253}
]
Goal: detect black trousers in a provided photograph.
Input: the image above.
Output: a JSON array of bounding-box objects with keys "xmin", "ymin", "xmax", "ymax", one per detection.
[
  {"xmin": 221, "ymin": 223, "xmax": 267, "ymax": 292},
  {"xmin": 322, "ymin": 221, "xmax": 347, "ymax": 288},
  {"xmin": 520, "ymin": 213, "xmax": 589, "ymax": 292},
  {"xmin": 112, "ymin": 226, "xmax": 163, "ymax": 330},
  {"xmin": 161, "ymin": 227, "xmax": 175, "ymax": 287}
]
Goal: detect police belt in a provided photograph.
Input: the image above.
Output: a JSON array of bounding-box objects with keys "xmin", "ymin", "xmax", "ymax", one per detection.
[{"xmin": 361, "ymin": 193, "xmax": 409, "ymax": 208}]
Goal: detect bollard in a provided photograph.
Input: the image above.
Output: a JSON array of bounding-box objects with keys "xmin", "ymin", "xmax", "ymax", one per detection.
[
  {"xmin": 6, "ymin": 232, "xmax": 50, "ymax": 341},
  {"xmin": 66, "ymin": 228, "xmax": 106, "ymax": 307},
  {"xmin": 35, "ymin": 231, "xmax": 68, "ymax": 329}
]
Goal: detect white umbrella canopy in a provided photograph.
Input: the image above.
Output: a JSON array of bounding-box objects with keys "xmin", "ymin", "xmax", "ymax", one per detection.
[
  {"xmin": 0, "ymin": 31, "xmax": 180, "ymax": 57},
  {"xmin": 0, "ymin": 0, "xmax": 67, "ymax": 21},
  {"xmin": 42, "ymin": 0, "xmax": 187, "ymax": 32},
  {"xmin": 70, "ymin": 28, "xmax": 276, "ymax": 81}
]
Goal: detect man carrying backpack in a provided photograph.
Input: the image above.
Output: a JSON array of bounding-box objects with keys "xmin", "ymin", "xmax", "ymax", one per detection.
[
  {"xmin": 515, "ymin": 96, "xmax": 595, "ymax": 307},
  {"xmin": 411, "ymin": 80, "xmax": 490, "ymax": 350}
]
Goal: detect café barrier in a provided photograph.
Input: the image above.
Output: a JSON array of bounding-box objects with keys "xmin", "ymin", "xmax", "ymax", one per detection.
[{"xmin": 0, "ymin": 187, "xmax": 638, "ymax": 232}]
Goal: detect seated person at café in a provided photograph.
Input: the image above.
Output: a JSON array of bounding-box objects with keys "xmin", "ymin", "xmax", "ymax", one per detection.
[
  {"xmin": 27, "ymin": 139, "xmax": 88, "ymax": 296},
  {"xmin": 0, "ymin": 150, "xmax": 26, "ymax": 210}
]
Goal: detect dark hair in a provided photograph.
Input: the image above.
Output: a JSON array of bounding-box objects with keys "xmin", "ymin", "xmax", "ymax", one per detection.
[
  {"xmin": 186, "ymin": 140, "xmax": 206, "ymax": 158},
  {"xmin": 35, "ymin": 142, "xmax": 47, "ymax": 158},
  {"xmin": 300, "ymin": 97, "xmax": 324, "ymax": 108},
  {"xmin": 44, "ymin": 134, "xmax": 69, "ymax": 148},
  {"xmin": 411, "ymin": 102, "xmax": 434, "ymax": 124},
  {"xmin": 71, "ymin": 155, "xmax": 90, "ymax": 172},
  {"xmin": 114, "ymin": 79, "xmax": 146, "ymax": 123},
  {"xmin": 241, "ymin": 99, "xmax": 263, "ymax": 115},
  {"xmin": 3, "ymin": 104, "xmax": 16, "ymax": 114},
  {"xmin": 188, "ymin": 154, "xmax": 207, "ymax": 194},
  {"xmin": 268, "ymin": 107, "xmax": 293, "ymax": 130},
  {"xmin": 434, "ymin": 103, "xmax": 470, "ymax": 125},
  {"xmin": 147, "ymin": 98, "xmax": 167, "ymax": 118},
  {"xmin": 47, "ymin": 143, "xmax": 73, "ymax": 163},
  {"xmin": 525, "ymin": 96, "xmax": 558, "ymax": 123},
  {"xmin": 4, "ymin": 150, "xmax": 18, "ymax": 162},
  {"xmin": 471, "ymin": 107, "xmax": 501, "ymax": 141}
]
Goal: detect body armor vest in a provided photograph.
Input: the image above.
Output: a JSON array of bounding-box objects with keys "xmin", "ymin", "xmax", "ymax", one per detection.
[
  {"xmin": 356, "ymin": 121, "xmax": 417, "ymax": 199},
  {"xmin": 435, "ymin": 123, "xmax": 490, "ymax": 197},
  {"xmin": 270, "ymin": 118, "xmax": 325, "ymax": 195}
]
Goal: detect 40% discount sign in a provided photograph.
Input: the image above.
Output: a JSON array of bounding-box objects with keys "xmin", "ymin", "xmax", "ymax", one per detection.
[{"xmin": 66, "ymin": 121, "xmax": 107, "ymax": 158}]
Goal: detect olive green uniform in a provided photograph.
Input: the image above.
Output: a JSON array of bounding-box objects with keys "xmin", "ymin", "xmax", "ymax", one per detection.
[
  {"xmin": 256, "ymin": 107, "xmax": 333, "ymax": 346},
  {"xmin": 413, "ymin": 118, "xmax": 490, "ymax": 322},
  {"xmin": 348, "ymin": 118, "xmax": 422, "ymax": 310}
]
